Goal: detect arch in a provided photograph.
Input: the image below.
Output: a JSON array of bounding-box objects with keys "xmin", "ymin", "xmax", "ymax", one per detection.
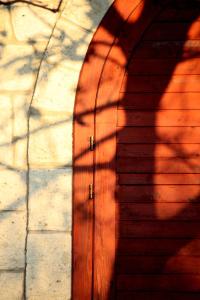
[
  {"xmin": 73, "ymin": 0, "xmax": 163, "ymax": 298},
  {"xmin": 73, "ymin": 0, "xmax": 200, "ymax": 299}
]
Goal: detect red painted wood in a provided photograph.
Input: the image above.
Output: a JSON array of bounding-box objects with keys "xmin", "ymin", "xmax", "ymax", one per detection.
[
  {"xmin": 118, "ymin": 239, "xmax": 200, "ymax": 255},
  {"xmin": 73, "ymin": 0, "xmax": 130, "ymax": 298},
  {"xmin": 133, "ymin": 40, "xmax": 200, "ymax": 58},
  {"xmin": 121, "ymin": 75, "xmax": 200, "ymax": 93},
  {"xmin": 117, "ymin": 185, "xmax": 200, "ymax": 203},
  {"xmin": 117, "ymin": 143, "xmax": 200, "ymax": 158},
  {"xmin": 144, "ymin": 22, "xmax": 200, "ymax": 41},
  {"xmin": 119, "ymin": 173, "xmax": 200, "ymax": 185},
  {"xmin": 118, "ymin": 93, "xmax": 200, "ymax": 110},
  {"xmin": 117, "ymin": 256, "xmax": 200, "ymax": 274},
  {"xmin": 120, "ymin": 221, "xmax": 200, "ymax": 238},
  {"xmin": 73, "ymin": 0, "xmax": 200, "ymax": 298},
  {"xmin": 117, "ymin": 292, "xmax": 200, "ymax": 300},
  {"xmin": 117, "ymin": 157, "xmax": 200, "ymax": 173},
  {"xmin": 120, "ymin": 203, "xmax": 200, "ymax": 220},
  {"xmin": 118, "ymin": 110, "xmax": 200, "ymax": 127},
  {"xmin": 117, "ymin": 127, "xmax": 200, "ymax": 143},
  {"xmin": 117, "ymin": 274, "xmax": 200, "ymax": 291},
  {"xmin": 128, "ymin": 58, "xmax": 200, "ymax": 75}
]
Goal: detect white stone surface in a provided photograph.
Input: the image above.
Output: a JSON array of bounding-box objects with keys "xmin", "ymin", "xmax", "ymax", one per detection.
[
  {"xmin": 0, "ymin": 94, "xmax": 30, "ymax": 169},
  {"xmin": 11, "ymin": 3, "xmax": 58, "ymax": 42},
  {"xmin": 29, "ymin": 112, "xmax": 72, "ymax": 166},
  {"xmin": 33, "ymin": 65, "xmax": 81, "ymax": 112},
  {"xmin": 26, "ymin": 233, "xmax": 71, "ymax": 300},
  {"xmin": 29, "ymin": 168, "xmax": 72, "ymax": 230},
  {"xmin": 63, "ymin": 0, "xmax": 114, "ymax": 32},
  {"xmin": 0, "ymin": 45, "xmax": 43, "ymax": 91},
  {"xmin": 0, "ymin": 5, "xmax": 14, "ymax": 43},
  {"xmin": 0, "ymin": 0, "xmax": 113, "ymax": 299},
  {"xmin": 0, "ymin": 95, "xmax": 13, "ymax": 167},
  {"xmin": 32, "ymin": 18, "xmax": 94, "ymax": 112},
  {"xmin": 1, "ymin": 0, "xmax": 62, "ymax": 10},
  {"xmin": 0, "ymin": 169, "xmax": 26, "ymax": 211},
  {"xmin": 0, "ymin": 272, "xmax": 24, "ymax": 300},
  {"xmin": 0, "ymin": 211, "xmax": 26, "ymax": 269}
]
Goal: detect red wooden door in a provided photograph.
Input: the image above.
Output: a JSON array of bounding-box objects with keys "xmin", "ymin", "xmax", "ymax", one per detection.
[{"xmin": 73, "ymin": 0, "xmax": 200, "ymax": 299}]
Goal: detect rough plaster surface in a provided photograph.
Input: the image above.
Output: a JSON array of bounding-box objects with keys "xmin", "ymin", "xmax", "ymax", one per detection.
[{"xmin": 0, "ymin": 0, "xmax": 114, "ymax": 298}]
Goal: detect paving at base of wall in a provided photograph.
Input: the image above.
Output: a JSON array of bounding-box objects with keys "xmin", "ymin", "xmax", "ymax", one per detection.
[{"xmin": 0, "ymin": 0, "xmax": 113, "ymax": 299}]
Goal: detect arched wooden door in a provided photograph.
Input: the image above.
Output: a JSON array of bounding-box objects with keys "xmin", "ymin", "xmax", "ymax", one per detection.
[{"xmin": 73, "ymin": 0, "xmax": 200, "ymax": 299}]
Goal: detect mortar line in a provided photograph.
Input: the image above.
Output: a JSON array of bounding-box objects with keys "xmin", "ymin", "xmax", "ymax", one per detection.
[{"xmin": 23, "ymin": 3, "xmax": 67, "ymax": 299}]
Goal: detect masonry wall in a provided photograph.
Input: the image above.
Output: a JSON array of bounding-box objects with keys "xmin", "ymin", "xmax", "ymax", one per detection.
[{"xmin": 0, "ymin": 0, "xmax": 113, "ymax": 299}]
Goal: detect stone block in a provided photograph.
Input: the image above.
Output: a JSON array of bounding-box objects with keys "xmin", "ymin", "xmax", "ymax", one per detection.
[
  {"xmin": 0, "ymin": 211, "xmax": 26, "ymax": 269},
  {"xmin": 0, "ymin": 95, "xmax": 13, "ymax": 167},
  {"xmin": 1, "ymin": 0, "xmax": 62, "ymax": 11},
  {"xmin": 26, "ymin": 232, "xmax": 71, "ymax": 299},
  {"xmin": 29, "ymin": 168, "xmax": 72, "ymax": 231},
  {"xmin": 0, "ymin": 45, "xmax": 42, "ymax": 91},
  {"xmin": 11, "ymin": 3, "xmax": 58, "ymax": 42},
  {"xmin": 29, "ymin": 112, "xmax": 72, "ymax": 166},
  {"xmin": 33, "ymin": 65, "xmax": 80, "ymax": 112},
  {"xmin": 0, "ymin": 94, "xmax": 29, "ymax": 169},
  {"xmin": 63, "ymin": 0, "xmax": 114, "ymax": 32},
  {"xmin": 0, "ymin": 169, "xmax": 26, "ymax": 211},
  {"xmin": 32, "ymin": 19, "xmax": 93, "ymax": 112},
  {"xmin": 0, "ymin": 272, "xmax": 24, "ymax": 300},
  {"xmin": 0, "ymin": 5, "xmax": 15, "ymax": 43}
]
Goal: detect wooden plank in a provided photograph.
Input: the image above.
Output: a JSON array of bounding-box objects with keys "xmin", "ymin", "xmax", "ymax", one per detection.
[
  {"xmin": 120, "ymin": 221, "xmax": 200, "ymax": 238},
  {"xmin": 93, "ymin": 1, "xmax": 163, "ymax": 298},
  {"xmin": 158, "ymin": 5, "xmax": 200, "ymax": 22},
  {"xmin": 118, "ymin": 110, "xmax": 200, "ymax": 127},
  {"xmin": 127, "ymin": 58, "xmax": 200, "ymax": 75},
  {"xmin": 120, "ymin": 203, "xmax": 200, "ymax": 220},
  {"xmin": 117, "ymin": 143, "xmax": 200, "ymax": 158},
  {"xmin": 121, "ymin": 75, "xmax": 200, "ymax": 93},
  {"xmin": 118, "ymin": 93, "xmax": 200, "ymax": 110},
  {"xmin": 119, "ymin": 173, "xmax": 200, "ymax": 185},
  {"xmin": 117, "ymin": 256, "xmax": 200, "ymax": 274},
  {"xmin": 118, "ymin": 238, "xmax": 200, "ymax": 255},
  {"xmin": 117, "ymin": 157, "xmax": 200, "ymax": 173},
  {"xmin": 117, "ymin": 291, "xmax": 200, "ymax": 300},
  {"xmin": 143, "ymin": 22, "xmax": 200, "ymax": 41},
  {"xmin": 133, "ymin": 41, "xmax": 200, "ymax": 58},
  {"xmin": 117, "ymin": 185, "xmax": 200, "ymax": 203},
  {"xmin": 72, "ymin": 0, "xmax": 130, "ymax": 298},
  {"xmin": 117, "ymin": 274, "xmax": 200, "ymax": 291},
  {"xmin": 117, "ymin": 127, "xmax": 200, "ymax": 144}
]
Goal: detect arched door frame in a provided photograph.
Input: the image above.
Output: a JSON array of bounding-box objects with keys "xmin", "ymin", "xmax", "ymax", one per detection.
[{"xmin": 72, "ymin": 0, "xmax": 163, "ymax": 298}]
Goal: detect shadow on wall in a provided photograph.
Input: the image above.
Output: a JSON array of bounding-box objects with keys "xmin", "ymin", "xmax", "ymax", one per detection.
[
  {"xmin": 0, "ymin": 0, "xmax": 63, "ymax": 11},
  {"xmin": 0, "ymin": 0, "xmax": 113, "ymax": 298},
  {"xmin": 73, "ymin": 0, "xmax": 200, "ymax": 299}
]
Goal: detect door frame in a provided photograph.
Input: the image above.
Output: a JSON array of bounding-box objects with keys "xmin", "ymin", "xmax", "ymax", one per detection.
[{"xmin": 72, "ymin": 0, "xmax": 163, "ymax": 298}]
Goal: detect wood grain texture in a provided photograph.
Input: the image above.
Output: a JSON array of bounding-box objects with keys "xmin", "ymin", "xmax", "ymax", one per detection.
[
  {"xmin": 117, "ymin": 127, "xmax": 200, "ymax": 144},
  {"xmin": 119, "ymin": 173, "xmax": 200, "ymax": 185},
  {"xmin": 117, "ymin": 291, "xmax": 200, "ymax": 300},
  {"xmin": 118, "ymin": 238, "xmax": 200, "ymax": 255},
  {"xmin": 117, "ymin": 274, "xmax": 200, "ymax": 291},
  {"xmin": 128, "ymin": 58, "xmax": 200, "ymax": 75},
  {"xmin": 73, "ymin": 0, "xmax": 200, "ymax": 298},
  {"xmin": 117, "ymin": 185, "xmax": 200, "ymax": 203},
  {"xmin": 120, "ymin": 221, "xmax": 200, "ymax": 238},
  {"xmin": 118, "ymin": 93, "xmax": 200, "ymax": 110},
  {"xmin": 121, "ymin": 75, "xmax": 200, "ymax": 93}
]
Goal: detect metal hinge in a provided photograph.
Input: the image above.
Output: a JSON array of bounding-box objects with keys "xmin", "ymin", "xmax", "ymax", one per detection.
[
  {"xmin": 89, "ymin": 183, "xmax": 94, "ymax": 199},
  {"xmin": 89, "ymin": 136, "xmax": 95, "ymax": 151}
]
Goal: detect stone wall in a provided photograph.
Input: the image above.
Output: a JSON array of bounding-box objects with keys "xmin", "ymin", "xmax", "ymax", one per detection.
[{"xmin": 0, "ymin": 0, "xmax": 113, "ymax": 299}]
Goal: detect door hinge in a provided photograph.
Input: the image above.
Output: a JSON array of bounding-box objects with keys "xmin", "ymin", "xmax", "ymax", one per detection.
[
  {"xmin": 89, "ymin": 183, "xmax": 94, "ymax": 199},
  {"xmin": 89, "ymin": 136, "xmax": 95, "ymax": 151}
]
